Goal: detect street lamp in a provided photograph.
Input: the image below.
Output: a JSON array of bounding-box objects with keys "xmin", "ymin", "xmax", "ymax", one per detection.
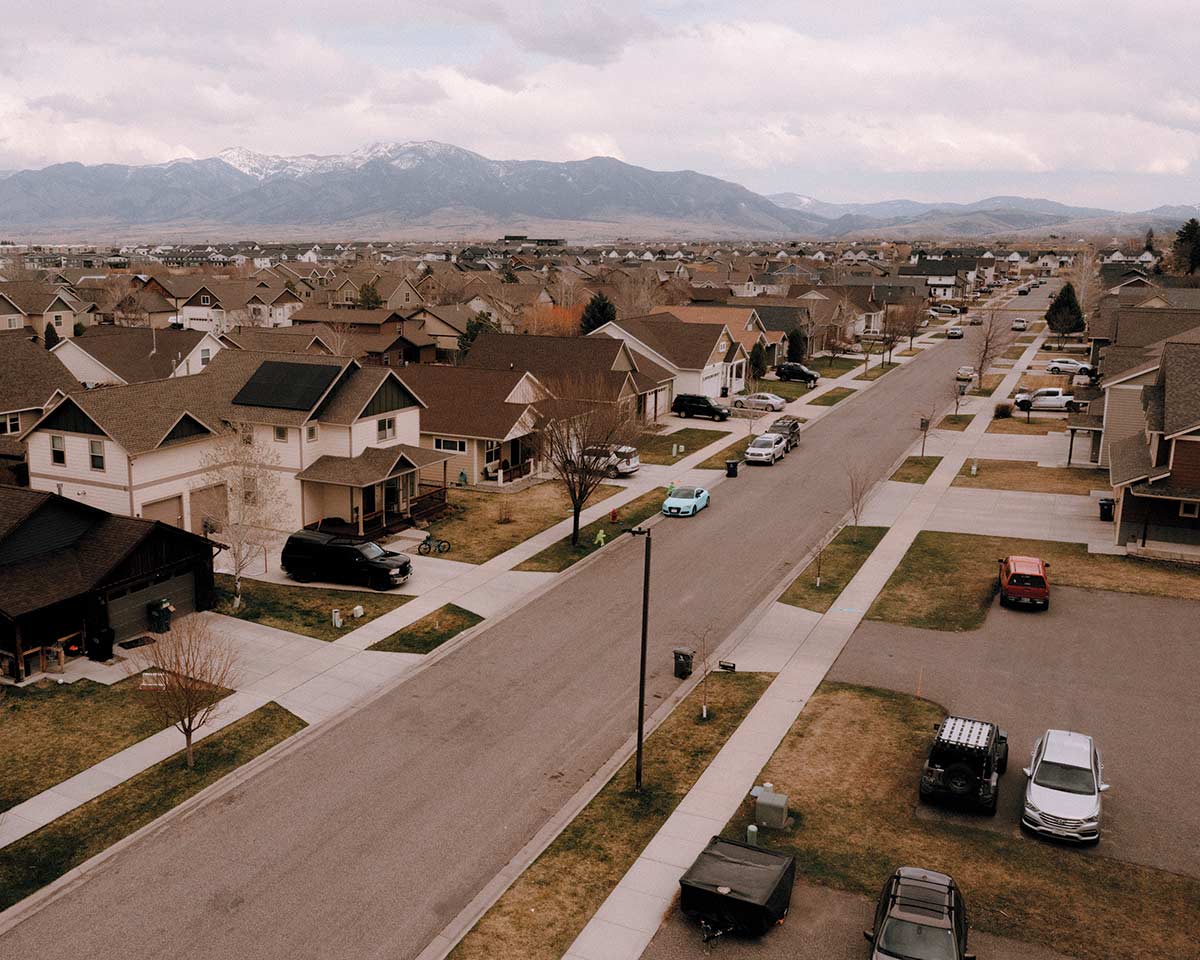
[{"xmin": 625, "ymin": 526, "xmax": 652, "ymax": 792}]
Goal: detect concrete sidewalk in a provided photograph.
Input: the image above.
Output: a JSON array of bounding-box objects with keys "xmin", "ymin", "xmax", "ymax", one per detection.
[{"xmin": 561, "ymin": 328, "xmax": 1046, "ymax": 960}]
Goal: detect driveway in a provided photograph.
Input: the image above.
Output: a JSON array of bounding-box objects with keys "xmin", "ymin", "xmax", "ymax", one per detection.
[
  {"xmin": 1, "ymin": 331, "xmax": 995, "ymax": 960},
  {"xmin": 641, "ymin": 881, "xmax": 1070, "ymax": 960},
  {"xmin": 828, "ymin": 587, "xmax": 1200, "ymax": 878}
]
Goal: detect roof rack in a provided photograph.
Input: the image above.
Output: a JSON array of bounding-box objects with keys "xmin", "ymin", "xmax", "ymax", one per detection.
[
  {"xmin": 889, "ymin": 873, "xmax": 958, "ymax": 921},
  {"xmin": 936, "ymin": 716, "xmax": 994, "ymax": 752}
]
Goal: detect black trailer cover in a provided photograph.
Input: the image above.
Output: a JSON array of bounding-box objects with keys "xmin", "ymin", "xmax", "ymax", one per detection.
[{"xmin": 679, "ymin": 837, "xmax": 796, "ymax": 936}]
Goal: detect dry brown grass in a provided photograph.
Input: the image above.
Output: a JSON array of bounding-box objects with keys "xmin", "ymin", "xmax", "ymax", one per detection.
[
  {"xmin": 937, "ymin": 414, "xmax": 974, "ymax": 431},
  {"xmin": 1009, "ymin": 372, "xmax": 1070, "ymax": 398},
  {"xmin": 637, "ymin": 428, "xmax": 726, "ymax": 465},
  {"xmin": 952, "ymin": 459, "xmax": 1104, "ymax": 495},
  {"xmin": 1001, "ymin": 345, "xmax": 1028, "ymax": 360},
  {"xmin": 430, "ymin": 483, "xmax": 621, "ymax": 564},
  {"xmin": 724, "ymin": 683, "xmax": 1200, "ymax": 960},
  {"xmin": 985, "ymin": 417, "xmax": 1068, "ymax": 435},
  {"xmin": 450, "ymin": 672, "xmax": 772, "ymax": 960},
  {"xmin": 969, "ymin": 374, "xmax": 1004, "ymax": 397},
  {"xmin": 779, "ymin": 526, "xmax": 888, "ymax": 613},
  {"xmin": 890, "ymin": 456, "xmax": 942, "ymax": 484}
]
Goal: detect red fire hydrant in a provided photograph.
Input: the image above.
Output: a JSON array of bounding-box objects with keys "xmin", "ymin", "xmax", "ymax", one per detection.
[{"xmin": 610, "ymin": 508, "xmax": 619, "ymax": 524}]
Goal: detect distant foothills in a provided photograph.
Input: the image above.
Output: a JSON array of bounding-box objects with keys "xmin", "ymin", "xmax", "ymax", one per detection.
[{"xmin": 0, "ymin": 141, "xmax": 1196, "ymax": 242}]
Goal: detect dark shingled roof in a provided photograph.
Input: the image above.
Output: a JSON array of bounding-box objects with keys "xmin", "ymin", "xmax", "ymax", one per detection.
[
  {"xmin": 295, "ymin": 445, "xmax": 448, "ymax": 487},
  {"xmin": 63, "ymin": 326, "xmax": 210, "ymax": 383},
  {"xmin": 0, "ymin": 330, "xmax": 76, "ymax": 414},
  {"xmin": 601, "ymin": 315, "xmax": 726, "ymax": 370},
  {"xmin": 395, "ymin": 365, "xmax": 540, "ymax": 440},
  {"xmin": 1108, "ymin": 434, "xmax": 1166, "ymax": 487},
  {"xmin": 1157, "ymin": 336, "xmax": 1200, "ymax": 437}
]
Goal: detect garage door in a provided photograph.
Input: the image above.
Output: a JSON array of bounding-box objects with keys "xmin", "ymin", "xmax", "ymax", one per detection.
[
  {"xmin": 189, "ymin": 483, "xmax": 227, "ymax": 535},
  {"xmin": 142, "ymin": 495, "xmax": 184, "ymax": 528},
  {"xmin": 106, "ymin": 572, "xmax": 197, "ymax": 641}
]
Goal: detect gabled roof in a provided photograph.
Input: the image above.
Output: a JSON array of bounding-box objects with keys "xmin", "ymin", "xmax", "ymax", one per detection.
[
  {"xmin": 0, "ymin": 330, "xmax": 78, "ymax": 416},
  {"xmin": 1108, "ymin": 433, "xmax": 1167, "ymax": 488},
  {"xmin": 0, "ymin": 281, "xmax": 79, "ymax": 315},
  {"xmin": 396, "ymin": 365, "xmax": 545, "ymax": 440},
  {"xmin": 1156, "ymin": 334, "xmax": 1200, "ymax": 437},
  {"xmin": 295, "ymin": 444, "xmax": 448, "ymax": 487},
  {"xmin": 603, "ymin": 315, "xmax": 733, "ymax": 370},
  {"xmin": 57, "ymin": 326, "xmax": 211, "ymax": 383},
  {"xmin": 220, "ymin": 326, "xmax": 333, "ymax": 354}
]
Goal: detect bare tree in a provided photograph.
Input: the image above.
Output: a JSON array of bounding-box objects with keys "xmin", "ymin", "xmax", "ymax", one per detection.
[
  {"xmin": 536, "ymin": 381, "xmax": 641, "ymax": 546},
  {"xmin": 107, "ymin": 278, "xmax": 152, "ymax": 326},
  {"xmin": 611, "ymin": 269, "xmax": 669, "ymax": 317},
  {"xmin": 974, "ymin": 310, "xmax": 1002, "ymax": 388},
  {"xmin": 1068, "ymin": 246, "xmax": 1100, "ymax": 323},
  {"xmin": 129, "ymin": 615, "xmax": 238, "ymax": 769},
  {"xmin": 890, "ymin": 302, "xmax": 924, "ymax": 352},
  {"xmin": 845, "ymin": 464, "xmax": 872, "ymax": 540},
  {"xmin": 200, "ymin": 423, "xmax": 288, "ymax": 610},
  {"xmin": 687, "ymin": 624, "xmax": 716, "ymax": 721},
  {"xmin": 321, "ymin": 319, "xmax": 356, "ymax": 356}
]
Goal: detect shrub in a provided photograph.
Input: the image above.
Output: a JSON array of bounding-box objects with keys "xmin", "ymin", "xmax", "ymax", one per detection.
[{"xmin": 993, "ymin": 401, "xmax": 1013, "ymax": 419}]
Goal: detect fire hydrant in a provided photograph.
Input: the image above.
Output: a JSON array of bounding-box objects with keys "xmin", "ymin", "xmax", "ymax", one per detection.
[{"xmin": 610, "ymin": 508, "xmax": 619, "ymax": 524}]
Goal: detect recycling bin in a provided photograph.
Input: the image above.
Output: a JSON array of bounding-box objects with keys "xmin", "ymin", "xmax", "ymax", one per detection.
[{"xmin": 673, "ymin": 648, "xmax": 695, "ymax": 679}]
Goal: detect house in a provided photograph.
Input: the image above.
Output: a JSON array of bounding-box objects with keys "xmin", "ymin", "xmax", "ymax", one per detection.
[
  {"xmin": 219, "ymin": 326, "xmax": 335, "ymax": 355},
  {"xmin": 1108, "ymin": 331, "xmax": 1200, "ymax": 558},
  {"xmin": 397, "ymin": 365, "xmax": 550, "ymax": 486},
  {"xmin": 400, "ymin": 304, "xmax": 473, "ymax": 360},
  {"xmin": 647, "ymin": 305, "xmax": 780, "ymax": 366},
  {"xmin": 0, "ymin": 484, "xmax": 215, "ymax": 680},
  {"xmin": 0, "ymin": 281, "xmax": 85, "ymax": 339},
  {"xmin": 21, "ymin": 350, "xmax": 452, "ymax": 541},
  {"xmin": 464, "ymin": 331, "xmax": 675, "ymax": 421},
  {"xmin": 0, "ymin": 330, "xmax": 77, "ymax": 475},
  {"xmin": 51, "ymin": 327, "xmax": 225, "ymax": 385},
  {"xmin": 591, "ymin": 314, "xmax": 746, "ymax": 400},
  {"xmin": 291, "ymin": 307, "xmax": 442, "ymax": 363}
]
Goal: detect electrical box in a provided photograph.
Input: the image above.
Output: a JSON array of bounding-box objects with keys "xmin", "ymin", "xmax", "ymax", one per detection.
[{"xmin": 755, "ymin": 787, "xmax": 790, "ymax": 829}]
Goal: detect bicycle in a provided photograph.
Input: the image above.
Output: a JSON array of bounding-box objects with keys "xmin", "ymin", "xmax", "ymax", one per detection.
[{"xmin": 418, "ymin": 532, "xmax": 451, "ymax": 555}]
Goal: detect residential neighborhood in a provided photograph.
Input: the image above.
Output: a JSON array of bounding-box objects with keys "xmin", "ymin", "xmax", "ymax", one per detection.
[{"xmin": 1, "ymin": 7, "xmax": 1199, "ymax": 960}]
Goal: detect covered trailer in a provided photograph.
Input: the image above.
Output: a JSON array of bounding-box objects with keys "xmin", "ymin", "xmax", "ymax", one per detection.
[{"xmin": 679, "ymin": 836, "xmax": 795, "ymax": 940}]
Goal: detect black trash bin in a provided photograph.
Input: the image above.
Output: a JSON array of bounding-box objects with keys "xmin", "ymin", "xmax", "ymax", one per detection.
[
  {"xmin": 147, "ymin": 599, "xmax": 172, "ymax": 634},
  {"xmin": 673, "ymin": 648, "xmax": 695, "ymax": 679},
  {"xmin": 726, "ymin": 458, "xmax": 739, "ymax": 478},
  {"xmin": 720, "ymin": 386, "xmax": 729, "ymax": 398},
  {"xmin": 1098, "ymin": 497, "xmax": 1115, "ymax": 522},
  {"xmin": 86, "ymin": 627, "xmax": 114, "ymax": 662}
]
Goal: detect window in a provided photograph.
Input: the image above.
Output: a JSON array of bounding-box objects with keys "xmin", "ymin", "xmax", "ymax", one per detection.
[
  {"xmin": 6, "ymin": 317, "xmax": 19, "ymax": 329},
  {"xmin": 377, "ymin": 417, "xmax": 396, "ymax": 441},
  {"xmin": 0, "ymin": 413, "xmax": 18, "ymax": 434},
  {"xmin": 306, "ymin": 424, "xmax": 318, "ymax": 442},
  {"xmin": 89, "ymin": 439, "xmax": 105, "ymax": 471},
  {"xmin": 1181, "ymin": 502, "xmax": 1200, "ymax": 519},
  {"xmin": 240, "ymin": 424, "xmax": 254, "ymax": 445},
  {"xmin": 273, "ymin": 426, "xmax": 288, "ymax": 443},
  {"xmin": 53, "ymin": 314, "xmax": 62, "ymax": 326},
  {"xmin": 242, "ymin": 476, "xmax": 258, "ymax": 505},
  {"xmin": 434, "ymin": 437, "xmax": 466, "ymax": 453},
  {"xmin": 200, "ymin": 348, "xmax": 211, "ymax": 367},
  {"xmin": 51, "ymin": 434, "xmax": 65, "ymax": 465},
  {"xmin": 200, "ymin": 294, "xmax": 211, "ymax": 306},
  {"xmin": 484, "ymin": 440, "xmax": 501, "ymax": 464}
]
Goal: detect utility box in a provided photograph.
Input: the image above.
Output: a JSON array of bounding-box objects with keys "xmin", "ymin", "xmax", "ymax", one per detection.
[
  {"xmin": 146, "ymin": 599, "xmax": 173, "ymax": 634},
  {"xmin": 755, "ymin": 787, "xmax": 790, "ymax": 829},
  {"xmin": 673, "ymin": 647, "xmax": 695, "ymax": 679}
]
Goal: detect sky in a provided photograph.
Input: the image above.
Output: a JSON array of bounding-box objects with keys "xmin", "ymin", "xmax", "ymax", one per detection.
[{"xmin": 1, "ymin": 1, "xmax": 1199, "ymax": 211}]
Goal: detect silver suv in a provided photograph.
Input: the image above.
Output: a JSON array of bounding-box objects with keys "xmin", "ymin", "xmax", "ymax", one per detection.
[
  {"xmin": 1022, "ymin": 729, "xmax": 1108, "ymax": 843},
  {"xmin": 865, "ymin": 867, "xmax": 974, "ymax": 960}
]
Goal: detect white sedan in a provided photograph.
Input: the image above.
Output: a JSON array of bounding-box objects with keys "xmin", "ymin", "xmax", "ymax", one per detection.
[
  {"xmin": 1045, "ymin": 357, "xmax": 1093, "ymax": 376},
  {"xmin": 1011, "ymin": 318, "xmax": 1028, "ymax": 331},
  {"xmin": 955, "ymin": 365, "xmax": 976, "ymax": 382},
  {"xmin": 733, "ymin": 392, "xmax": 787, "ymax": 412}
]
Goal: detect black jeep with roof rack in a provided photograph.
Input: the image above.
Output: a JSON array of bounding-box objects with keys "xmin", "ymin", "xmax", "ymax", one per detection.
[{"xmin": 918, "ymin": 715, "xmax": 1008, "ymax": 815}]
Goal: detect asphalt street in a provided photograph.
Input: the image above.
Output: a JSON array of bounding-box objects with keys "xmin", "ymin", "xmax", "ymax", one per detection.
[{"xmin": 2, "ymin": 318, "xmax": 1001, "ymax": 959}]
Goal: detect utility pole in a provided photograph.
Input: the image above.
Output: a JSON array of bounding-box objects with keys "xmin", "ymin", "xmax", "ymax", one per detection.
[{"xmin": 626, "ymin": 527, "xmax": 652, "ymax": 791}]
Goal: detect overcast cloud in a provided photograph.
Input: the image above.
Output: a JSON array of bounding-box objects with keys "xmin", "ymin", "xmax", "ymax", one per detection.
[{"xmin": 1, "ymin": 1, "xmax": 1198, "ymax": 209}]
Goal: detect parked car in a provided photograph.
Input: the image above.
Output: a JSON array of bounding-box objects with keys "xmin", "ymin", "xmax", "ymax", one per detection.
[
  {"xmin": 967, "ymin": 314, "xmax": 982, "ymax": 325},
  {"xmin": 775, "ymin": 361, "xmax": 819, "ymax": 385},
  {"xmin": 745, "ymin": 432, "xmax": 788, "ymax": 464},
  {"xmin": 582, "ymin": 444, "xmax": 640, "ymax": 478},
  {"xmin": 1045, "ymin": 357, "xmax": 1092, "ymax": 376},
  {"xmin": 955, "ymin": 365, "xmax": 975, "ymax": 382},
  {"xmin": 661, "ymin": 485, "xmax": 710, "ymax": 517},
  {"xmin": 998, "ymin": 555, "xmax": 1050, "ymax": 609},
  {"xmin": 946, "ymin": 327, "xmax": 964, "ymax": 339},
  {"xmin": 1013, "ymin": 387, "xmax": 1078, "ymax": 412},
  {"xmin": 935, "ymin": 304, "xmax": 959, "ymax": 315},
  {"xmin": 281, "ymin": 530, "xmax": 412, "ymax": 590},
  {"xmin": 1011, "ymin": 318, "xmax": 1029, "ymax": 331},
  {"xmin": 672, "ymin": 394, "xmax": 730, "ymax": 421},
  {"xmin": 1022, "ymin": 729, "xmax": 1108, "ymax": 843},
  {"xmin": 733, "ymin": 392, "xmax": 787, "ymax": 412},
  {"xmin": 864, "ymin": 867, "xmax": 973, "ymax": 960},
  {"xmin": 767, "ymin": 415, "xmax": 803, "ymax": 450},
  {"xmin": 1017, "ymin": 287, "xmax": 1030, "ymax": 295},
  {"xmin": 919, "ymin": 716, "xmax": 1008, "ymax": 815}
]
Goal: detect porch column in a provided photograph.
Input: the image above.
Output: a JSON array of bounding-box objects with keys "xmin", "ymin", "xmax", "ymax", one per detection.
[
  {"xmin": 1067, "ymin": 429, "xmax": 1075, "ymax": 466},
  {"xmin": 356, "ymin": 489, "xmax": 364, "ymax": 537},
  {"xmin": 14, "ymin": 623, "xmax": 24, "ymax": 682}
]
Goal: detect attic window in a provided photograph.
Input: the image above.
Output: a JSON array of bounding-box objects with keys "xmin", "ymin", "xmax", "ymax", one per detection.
[
  {"xmin": 200, "ymin": 348, "xmax": 211, "ymax": 366},
  {"xmin": 0, "ymin": 413, "xmax": 18, "ymax": 434},
  {"xmin": 1181, "ymin": 502, "xmax": 1200, "ymax": 519},
  {"xmin": 200, "ymin": 295, "xmax": 211, "ymax": 305}
]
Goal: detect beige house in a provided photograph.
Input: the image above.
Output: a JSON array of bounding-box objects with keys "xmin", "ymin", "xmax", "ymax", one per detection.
[
  {"xmin": 0, "ymin": 330, "xmax": 76, "ymax": 471},
  {"xmin": 593, "ymin": 314, "xmax": 746, "ymax": 400},
  {"xmin": 51, "ymin": 327, "xmax": 225, "ymax": 385},
  {"xmin": 0, "ymin": 282, "xmax": 84, "ymax": 339},
  {"xmin": 22, "ymin": 350, "xmax": 450, "ymax": 539}
]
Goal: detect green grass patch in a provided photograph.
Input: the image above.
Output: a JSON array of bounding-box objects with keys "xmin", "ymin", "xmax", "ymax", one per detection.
[
  {"xmin": 853, "ymin": 361, "xmax": 899, "ymax": 382},
  {"xmin": 806, "ymin": 355, "xmax": 859, "ymax": 374},
  {"xmin": 636, "ymin": 427, "xmax": 725, "ymax": 465},
  {"xmin": 0, "ymin": 702, "xmax": 305, "ymax": 911},
  {"xmin": 806, "ymin": 386, "xmax": 856, "ymax": 407},
  {"xmin": 368, "ymin": 604, "xmax": 483, "ymax": 654},
  {"xmin": 779, "ymin": 526, "xmax": 888, "ymax": 613},
  {"xmin": 937, "ymin": 414, "xmax": 974, "ymax": 431},
  {"xmin": 868, "ymin": 531, "xmax": 1200, "ymax": 632},
  {"xmin": 889, "ymin": 456, "xmax": 942, "ymax": 484},
  {"xmin": 215, "ymin": 575, "xmax": 411, "ymax": 642},
  {"xmin": 698, "ymin": 437, "xmax": 752, "ymax": 470},
  {"xmin": 450, "ymin": 672, "xmax": 772, "ymax": 960},
  {"xmin": 753, "ymin": 378, "xmax": 814, "ymax": 400},
  {"xmin": 514, "ymin": 488, "xmax": 668, "ymax": 573}
]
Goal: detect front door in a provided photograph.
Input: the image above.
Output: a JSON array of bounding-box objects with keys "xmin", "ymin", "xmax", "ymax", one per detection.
[{"xmin": 362, "ymin": 484, "xmax": 376, "ymax": 516}]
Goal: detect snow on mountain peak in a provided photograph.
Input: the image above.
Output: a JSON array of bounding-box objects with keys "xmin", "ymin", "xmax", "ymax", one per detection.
[{"xmin": 216, "ymin": 141, "xmax": 475, "ymax": 179}]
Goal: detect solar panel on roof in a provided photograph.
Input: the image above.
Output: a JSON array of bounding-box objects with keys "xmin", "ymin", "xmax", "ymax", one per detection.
[{"xmin": 232, "ymin": 361, "xmax": 340, "ymax": 411}]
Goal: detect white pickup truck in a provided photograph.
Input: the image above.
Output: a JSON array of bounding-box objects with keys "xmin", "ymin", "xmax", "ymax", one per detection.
[{"xmin": 1013, "ymin": 387, "xmax": 1080, "ymax": 412}]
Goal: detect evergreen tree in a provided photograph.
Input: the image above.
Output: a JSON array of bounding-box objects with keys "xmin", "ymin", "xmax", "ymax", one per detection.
[
  {"xmin": 1144, "ymin": 227, "xmax": 1156, "ymax": 254},
  {"xmin": 43, "ymin": 323, "xmax": 60, "ymax": 349},
  {"xmin": 500, "ymin": 265, "xmax": 518, "ymax": 284},
  {"xmin": 1173, "ymin": 218, "xmax": 1200, "ymax": 274},
  {"xmin": 457, "ymin": 310, "xmax": 499, "ymax": 358},
  {"xmin": 786, "ymin": 325, "xmax": 806, "ymax": 362},
  {"xmin": 749, "ymin": 342, "xmax": 768, "ymax": 379},
  {"xmin": 1045, "ymin": 282, "xmax": 1084, "ymax": 344},
  {"xmin": 580, "ymin": 292, "xmax": 617, "ymax": 333},
  {"xmin": 356, "ymin": 282, "xmax": 383, "ymax": 309}
]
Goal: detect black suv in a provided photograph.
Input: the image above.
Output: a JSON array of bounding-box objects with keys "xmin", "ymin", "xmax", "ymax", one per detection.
[
  {"xmin": 672, "ymin": 394, "xmax": 730, "ymax": 421},
  {"xmin": 281, "ymin": 530, "xmax": 412, "ymax": 591},
  {"xmin": 774, "ymin": 362, "xmax": 819, "ymax": 386},
  {"xmin": 919, "ymin": 716, "xmax": 1008, "ymax": 815},
  {"xmin": 865, "ymin": 867, "xmax": 974, "ymax": 960},
  {"xmin": 767, "ymin": 415, "xmax": 803, "ymax": 450}
]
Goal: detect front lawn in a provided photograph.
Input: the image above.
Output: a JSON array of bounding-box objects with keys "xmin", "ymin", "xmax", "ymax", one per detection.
[
  {"xmin": 952, "ymin": 459, "xmax": 1104, "ymax": 495},
  {"xmin": 0, "ymin": 702, "xmax": 305, "ymax": 911},
  {"xmin": 937, "ymin": 414, "xmax": 974, "ymax": 431},
  {"xmin": 636, "ymin": 428, "xmax": 725, "ymax": 465},
  {"xmin": 367, "ymin": 604, "xmax": 483, "ymax": 654},
  {"xmin": 215, "ymin": 575, "xmax": 411, "ymax": 642},
  {"xmin": 806, "ymin": 355, "xmax": 859, "ymax": 374},
  {"xmin": 806, "ymin": 386, "xmax": 856, "ymax": 407},
  {"xmin": 698, "ymin": 436, "xmax": 753, "ymax": 470},
  {"xmin": 723, "ymin": 683, "xmax": 1200, "ymax": 960},
  {"xmin": 755, "ymin": 378, "xmax": 816, "ymax": 400},
  {"xmin": 1001, "ymin": 345, "xmax": 1028, "ymax": 360},
  {"xmin": 968, "ymin": 374, "xmax": 1004, "ymax": 397},
  {"xmin": 889, "ymin": 455, "xmax": 942, "ymax": 484},
  {"xmin": 0, "ymin": 674, "xmax": 223, "ymax": 813},
  {"xmin": 867, "ymin": 531, "xmax": 1200, "ymax": 631},
  {"xmin": 450, "ymin": 672, "xmax": 772, "ymax": 960},
  {"xmin": 429, "ymin": 483, "xmax": 622, "ymax": 564},
  {"xmin": 853, "ymin": 361, "xmax": 899, "ymax": 382},
  {"xmin": 779, "ymin": 526, "xmax": 888, "ymax": 613},
  {"xmin": 514, "ymin": 487, "xmax": 668, "ymax": 573},
  {"xmin": 985, "ymin": 416, "xmax": 1067, "ymax": 435},
  {"xmin": 1008, "ymin": 372, "xmax": 1070, "ymax": 399}
]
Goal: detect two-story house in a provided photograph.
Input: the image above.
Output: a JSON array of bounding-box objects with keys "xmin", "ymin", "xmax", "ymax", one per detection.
[{"xmin": 51, "ymin": 327, "xmax": 225, "ymax": 385}]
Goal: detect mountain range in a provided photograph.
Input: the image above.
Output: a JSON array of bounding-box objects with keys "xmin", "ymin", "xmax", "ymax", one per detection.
[{"xmin": 0, "ymin": 141, "xmax": 1194, "ymax": 241}]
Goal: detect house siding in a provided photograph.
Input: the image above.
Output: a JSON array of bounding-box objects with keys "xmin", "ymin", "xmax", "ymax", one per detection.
[
  {"xmin": 1100, "ymin": 382, "xmax": 1154, "ymax": 466},
  {"xmin": 1170, "ymin": 438, "xmax": 1200, "ymax": 488}
]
